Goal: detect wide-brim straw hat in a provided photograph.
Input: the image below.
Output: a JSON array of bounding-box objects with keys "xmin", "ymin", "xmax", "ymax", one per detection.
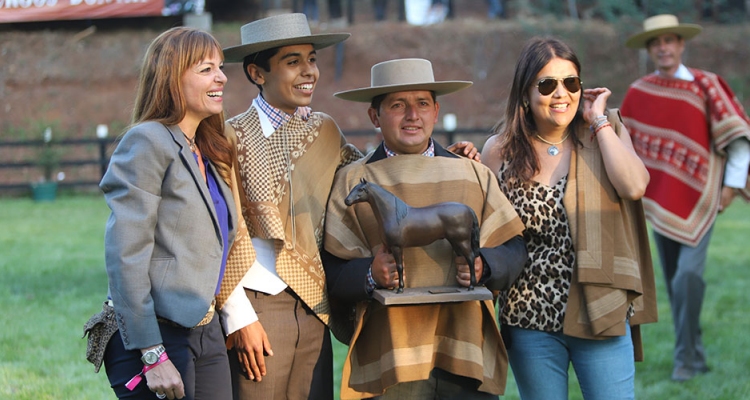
[
  {"xmin": 625, "ymin": 14, "xmax": 702, "ymax": 49},
  {"xmin": 334, "ymin": 58, "xmax": 472, "ymax": 102},
  {"xmin": 223, "ymin": 13, "xmax": 350, "ymax": 63}
]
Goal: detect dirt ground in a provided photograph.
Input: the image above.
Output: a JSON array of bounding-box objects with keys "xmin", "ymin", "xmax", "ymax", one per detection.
[{"xmin": 1, "ymin": 8, "xmax": 749, "ymax": 187}]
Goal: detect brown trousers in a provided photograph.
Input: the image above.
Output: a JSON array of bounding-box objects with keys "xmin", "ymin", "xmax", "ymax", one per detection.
[{"xmin": 229, "ymin": 288, "xmax": 333, "ymax": 400}]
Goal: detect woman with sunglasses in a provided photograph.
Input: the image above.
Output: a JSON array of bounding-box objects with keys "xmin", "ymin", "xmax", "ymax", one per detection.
[{"xmin": 481, "ymin": 37, "xmax": 657, "ymax": 399}]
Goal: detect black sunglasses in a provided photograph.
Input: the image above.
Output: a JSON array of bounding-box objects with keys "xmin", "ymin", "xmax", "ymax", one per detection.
[{"xmin": 535, "ymin": 76, "xmax": 582, "ymax": 96}]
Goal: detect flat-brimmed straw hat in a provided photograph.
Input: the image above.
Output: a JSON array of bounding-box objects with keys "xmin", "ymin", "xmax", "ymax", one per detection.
[
  {"xmin": 223, "ymin": 13, "xmax": 350, "ymax": 63},
  {"xmin": 334, "ymin": 58, "xmax": 472, "ymax": 102},
  {"xmin": 625, "ymin": 14, "xmax": 702, "ymax": 49}
]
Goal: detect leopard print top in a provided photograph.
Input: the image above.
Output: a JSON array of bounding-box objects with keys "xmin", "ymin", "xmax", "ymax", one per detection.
[{"xmin": 498, "ymin": 164, "xmax": 574, "ymax": 332}]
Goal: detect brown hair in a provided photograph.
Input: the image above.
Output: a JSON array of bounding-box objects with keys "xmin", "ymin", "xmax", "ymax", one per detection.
[
  {"xmin": 132, "ymin": 26, "xmax": 233, "ymax": 184},
  {"xmin": 492, "ymin": 36, "xmax": 584, "ymax": 183}
]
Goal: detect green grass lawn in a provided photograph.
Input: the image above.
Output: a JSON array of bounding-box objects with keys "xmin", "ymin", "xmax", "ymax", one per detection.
[{"xmin": 1, "ymin": 195, "xmax": 749, "ymax": 399}]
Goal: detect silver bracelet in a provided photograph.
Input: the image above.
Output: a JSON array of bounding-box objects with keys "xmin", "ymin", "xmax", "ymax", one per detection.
[{"xmin": 589, "ymin": 116, "xmax": 608, "ymax": 132}]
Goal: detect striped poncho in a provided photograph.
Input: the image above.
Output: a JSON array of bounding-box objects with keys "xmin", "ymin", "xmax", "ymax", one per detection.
[
  {"xmin": 621, "ymin": 69, "xmax": 750, "ymax": 246},
  {"xmin": 324, "ymin": 149, "xmax": 524, "ymax": 398}
]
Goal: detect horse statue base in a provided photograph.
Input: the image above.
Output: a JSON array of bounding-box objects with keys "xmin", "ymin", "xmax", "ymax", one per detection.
[{"xmin": 373, "ymin": 285, "xmax": 493, "ymax": 306}]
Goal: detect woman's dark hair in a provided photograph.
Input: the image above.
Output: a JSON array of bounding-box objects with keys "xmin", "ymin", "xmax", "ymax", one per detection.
[
  {"xmin": 493, "ymin": 36, "xmax": 584, "ymax": 183},
  {"xmin": 242, "ymin": 47, "xmax": 281, "ymax": 92}
]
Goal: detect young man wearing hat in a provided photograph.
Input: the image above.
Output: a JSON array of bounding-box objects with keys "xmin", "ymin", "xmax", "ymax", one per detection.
[
  {"xmin": 321, "ymin": 58, "xmax": 528, "ymax": 399},
  {"xmin": 621, "ymin": 14, "xmax": 750, "ymax": 382},
  {"xmin": 217, "ymin": 13, "xmax": 363, "ymax": 400}
]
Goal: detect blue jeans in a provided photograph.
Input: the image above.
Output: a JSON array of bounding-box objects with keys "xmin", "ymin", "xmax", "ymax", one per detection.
[{"xmin": 505, "ymin": 325, "xmax": 634, "ymax": 400}]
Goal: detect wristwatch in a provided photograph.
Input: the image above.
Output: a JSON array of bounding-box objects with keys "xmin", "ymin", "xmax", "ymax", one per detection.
[{"xmin": 141, "ymin": 345, "xmax": 166, "ymax": 366}]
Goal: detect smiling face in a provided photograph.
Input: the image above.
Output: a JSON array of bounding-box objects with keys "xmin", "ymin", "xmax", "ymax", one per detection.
[
  {"xmin": 179, "ymin": 48, "xmax": 226, "ymax": 132},
  {"xmin": 368, "ymin": 90, "xmax": 439, "ymax": 155},
  {"xmin": 646, "ymin": 33, "xmax": 685, "ymax": 77},
  {"xmin": 527, "ymin": 57, "xmax": 580, "ymax": 136},
  {"xmin": 248, "ymin": 43, "xmax": 319, "ymax": 114}
]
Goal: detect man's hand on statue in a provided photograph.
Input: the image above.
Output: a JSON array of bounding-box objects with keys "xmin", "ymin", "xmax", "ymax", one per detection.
[
  {"xmin": 455, "ymin": 255, "xmax": 483, "ymax": 287},
  {"xmin": 372, "ymin": 244, "xmax": 400, "ymax": 289},
  {"xmin": 447, "ymin": 141, "xmax": 481, "ymax": 162},
  {"xmin": 719, "ymin": 186, "xmax": 737, "ymax": 213},
  {"xmin": 226, "ymin": 321, "xmax": 273, "ymax": 382}
]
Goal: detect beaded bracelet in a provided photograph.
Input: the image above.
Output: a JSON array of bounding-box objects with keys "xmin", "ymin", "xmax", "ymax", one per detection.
[{"xmin": 594, "ymin": 122, "xmax": 612, "ymax": 135}]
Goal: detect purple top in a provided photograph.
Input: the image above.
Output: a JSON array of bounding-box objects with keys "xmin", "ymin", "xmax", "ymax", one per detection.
[{"xmin": 196, "ymin": 152, "xmax": 230, "ymax": 296}]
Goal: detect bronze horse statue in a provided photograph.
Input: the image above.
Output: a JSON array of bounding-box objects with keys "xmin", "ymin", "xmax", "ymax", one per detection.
[{"xmin": 344, "ymin": 178, "xmax": 480, "ymax": 293}]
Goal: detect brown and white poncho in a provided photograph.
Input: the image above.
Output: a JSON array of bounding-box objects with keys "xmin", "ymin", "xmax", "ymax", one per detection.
[{"xmin": 324, "ymin": 150, "xmax": 524, "ymax": 398}]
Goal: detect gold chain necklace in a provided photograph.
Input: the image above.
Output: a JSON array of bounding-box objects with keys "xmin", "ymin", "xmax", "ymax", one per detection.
[{"xmin": 535, "ymin": 132, "xmax": 570, "ymax": 156}]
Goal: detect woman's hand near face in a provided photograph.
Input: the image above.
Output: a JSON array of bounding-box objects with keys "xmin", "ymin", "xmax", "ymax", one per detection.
[{"xmin": 583, "ymin": 87, "xmax": 611, "ymax": 123}]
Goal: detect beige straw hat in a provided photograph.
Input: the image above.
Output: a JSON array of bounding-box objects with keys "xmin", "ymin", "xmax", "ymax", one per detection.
[
  {"xmin": 625, "ymin": 14, "xmax": 702, "ymax": 49},
  {"xmin": 223, "ymin": 13, "xmax": 350, "ymax": 63},
  {"xmin": 334, "ymin": 58, "xmax": 472, "ymax": 102}
]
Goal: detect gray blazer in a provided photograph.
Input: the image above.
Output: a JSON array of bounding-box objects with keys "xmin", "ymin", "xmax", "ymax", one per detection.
[{"xmin": 100, "ymin": 121, "xmax": 237, "ymax": 350}]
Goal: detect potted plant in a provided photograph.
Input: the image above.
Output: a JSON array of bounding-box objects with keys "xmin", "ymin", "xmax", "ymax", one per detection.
[{"xmin": 30, "ymin": 127, "xmax": 61, "ymax": 202}]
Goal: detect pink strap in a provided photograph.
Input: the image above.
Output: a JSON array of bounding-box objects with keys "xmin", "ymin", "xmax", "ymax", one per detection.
[{"xmin": 125, "ymin": 351, "xmax": 169, "ymax": 391}]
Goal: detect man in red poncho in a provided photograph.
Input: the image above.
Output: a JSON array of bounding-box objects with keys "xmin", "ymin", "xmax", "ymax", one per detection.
[{"xmin": 621, "ymin": 14, "xmax": 750, "ymax": 382}]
